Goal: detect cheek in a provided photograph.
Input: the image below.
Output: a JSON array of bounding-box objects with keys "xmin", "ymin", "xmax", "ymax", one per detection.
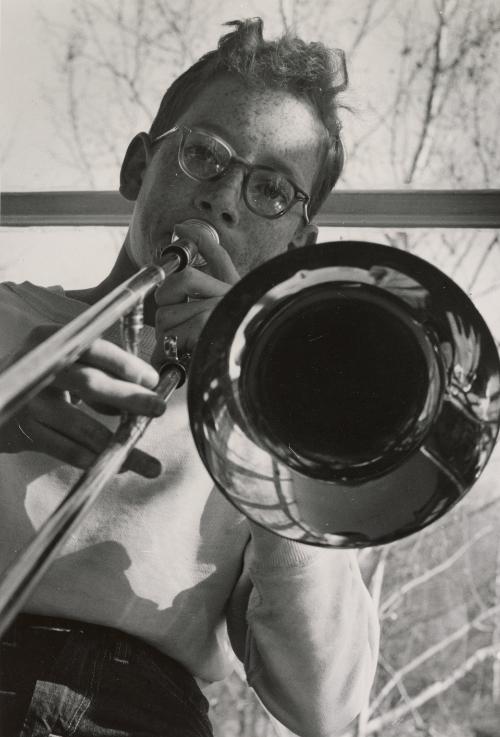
[
  {"xmin": 139, "ymin": 172, "xmax": 190, "ymax": 230},
  {"xmin": 144, "ymin": 152, "xmax": 188, "ymax": 208},
  {"xmin": 242, "ymin": 221, "xmax": 295, "ymax": 273}
]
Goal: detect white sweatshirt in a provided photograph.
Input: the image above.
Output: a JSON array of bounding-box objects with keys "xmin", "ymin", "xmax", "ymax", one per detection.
[{"xmin": 0, "ymin": 281, "xmax": 379, "ymax": 737}]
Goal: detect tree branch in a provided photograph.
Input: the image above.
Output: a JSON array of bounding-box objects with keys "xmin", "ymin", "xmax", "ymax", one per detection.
[
  {"xmin": 370, "ymin": 603, "xmax": 500, "ymax": 716},
  {"xmin": 380, "ymin": 525, "xmax": 492, "ymax": 618},
  {"xmin": 367, "ymin": 645, "xmax": 499, "ymax": 733}
]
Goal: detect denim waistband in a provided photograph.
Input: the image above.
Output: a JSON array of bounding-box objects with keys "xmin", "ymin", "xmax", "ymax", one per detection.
[
  {"xmin": 1, "ymin": 612, "xmax": 204, "ymax": 699},
  {"xmin": 4, "ymin": 612, "xmax": 137, "ymax": 648},
  {"xmin": 0, "ymin": 612, "xmax": 213, "ymax": 736}
]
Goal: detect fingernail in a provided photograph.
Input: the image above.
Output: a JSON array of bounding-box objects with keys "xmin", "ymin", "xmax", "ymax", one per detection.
[
  {"xmin": 151, "ymin": 397, "xmax": 167, "ymax": 416},
  {"xmin": 140, "ymin": 458, "xmax": 162, "ymax": 478},
  {"xmin": 121, "ymin": 455, "xmax": 162, "ymax": 478},
  {"xmin": 127, "ymin": 457, "xmax": 162, "ymax": 478}
]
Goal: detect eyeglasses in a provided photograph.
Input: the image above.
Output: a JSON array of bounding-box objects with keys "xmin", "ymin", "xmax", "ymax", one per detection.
[{"xmin": 152, "ymin": 125, "xmax": 310, "ymax": 223}]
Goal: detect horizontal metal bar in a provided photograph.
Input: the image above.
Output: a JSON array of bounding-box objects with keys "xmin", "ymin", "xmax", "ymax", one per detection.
[
  {"xmin": 317, "ymin": 190, "xmax": 500, "ymax": 229},
  {"xmin": 1, "ymin": 191, "xmax": 132, "ymax": 227},
  {"xmin": 1, "ymin": 190, "xmax": 500, "ymax": 229}
]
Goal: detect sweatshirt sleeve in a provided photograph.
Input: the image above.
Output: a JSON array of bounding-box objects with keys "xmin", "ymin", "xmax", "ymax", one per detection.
[{"xmin": 226, "ymin": 522, "xmax": 380, "ymax": 737}]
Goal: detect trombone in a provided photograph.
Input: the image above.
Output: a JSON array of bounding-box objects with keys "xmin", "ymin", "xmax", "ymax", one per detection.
[{"xmin": 0, "ymin": 233, "xmax": 499, "ymax": 637}]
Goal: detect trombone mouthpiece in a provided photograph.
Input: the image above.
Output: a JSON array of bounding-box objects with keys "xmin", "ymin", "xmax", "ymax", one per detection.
[{"xmin": 171, "ymin": 219, "xmax": 220, "ymax": 269}]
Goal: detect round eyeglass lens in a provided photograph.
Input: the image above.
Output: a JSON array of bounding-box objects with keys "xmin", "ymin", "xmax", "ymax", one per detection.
[
  {"xmin": 181, "ymin": 131, "xmax": 230, "ymax": 179},
  {"xmin": 246, "ymin": 170, "xmax": 294, "ymax": 216}
]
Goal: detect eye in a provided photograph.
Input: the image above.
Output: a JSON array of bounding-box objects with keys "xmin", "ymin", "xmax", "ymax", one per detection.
[
  {"xmin": 187, "ymin": 142, "xmax": 216, "ymax": 163},
  {"xmin": 184, "ymin": 143, "xmax": 218, "ymax": 171},
  {"xmin": 249, "ymin": 170, "xmax": 293, "ymax": 210},
  {"xmin": 182, "ymin": 133, "xmax": 228, "ymax": 178}
]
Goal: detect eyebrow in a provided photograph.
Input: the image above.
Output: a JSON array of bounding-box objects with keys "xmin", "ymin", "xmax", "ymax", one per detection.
[{"xmin": 190, "ymin": 119, "xmax": 306, "ymax": 189}]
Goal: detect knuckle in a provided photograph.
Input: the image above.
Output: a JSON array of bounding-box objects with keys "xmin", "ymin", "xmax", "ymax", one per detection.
[
  {"xmin": 136, "ymin": 365, "xmax": 159, "ymax": 389},
  {"xmin": 83, "ymin": 336, "xmax": 109, "ymax": 358},
  {"xmin": 76, "ymin": 367, "xmax": 100, "ymax": 395},
  {"xmin": 112, "ymin": 349, "xmax": 157, "ymax": 386},
  {"xmin": 182, "ymin": 268, "xmax": 197, "ymax": 289}
]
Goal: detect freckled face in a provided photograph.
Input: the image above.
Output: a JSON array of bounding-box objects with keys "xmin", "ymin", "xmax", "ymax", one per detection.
[{"xmin": 127, "ymin": 75, "xmax": 324, "ymax": 277}]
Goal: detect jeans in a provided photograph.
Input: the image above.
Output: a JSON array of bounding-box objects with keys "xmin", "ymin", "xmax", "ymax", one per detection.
[{"xmin": 0, "ymin": 614, "xmax": 213, "ymax": 737}]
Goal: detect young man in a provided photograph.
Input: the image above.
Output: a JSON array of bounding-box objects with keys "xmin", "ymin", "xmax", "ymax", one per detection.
[{"xmin": 0, "ymin": 19, "xmax": 379, "ymax": 737}]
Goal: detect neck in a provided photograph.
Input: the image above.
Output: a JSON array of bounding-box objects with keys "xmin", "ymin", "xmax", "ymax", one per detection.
[{"xmin": 66, "ymin": 244, "xmax": 157, "ymax": 326}]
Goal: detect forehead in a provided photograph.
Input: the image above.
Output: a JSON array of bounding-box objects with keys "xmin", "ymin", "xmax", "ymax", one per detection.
[{"xmin": 176, "ymin": 74, "xmax": 324, "ymax": 189}]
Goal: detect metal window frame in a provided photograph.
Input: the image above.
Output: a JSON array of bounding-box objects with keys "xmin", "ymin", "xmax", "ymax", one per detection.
[{"xmin": 1, "ymin": 190, "xmax": 500, "ymax": 229}]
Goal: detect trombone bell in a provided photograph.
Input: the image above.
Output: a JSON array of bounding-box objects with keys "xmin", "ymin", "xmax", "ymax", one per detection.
[{"xmin": 188, "ymin": 241, "xmax": 500, "ymax": 547}]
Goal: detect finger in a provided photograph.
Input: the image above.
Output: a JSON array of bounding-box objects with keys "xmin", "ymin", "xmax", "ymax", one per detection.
[
  {"xmin": 24, "ymin": 418, "xmax": 103, "ymax": 469},
  {"xmin": 155, "ymin": 268, "xmax": 232, "ymax": 306},
  {"xmin": 28, "ymin": 394, "xmax": 112, "ymax": 450},
  {"xmin": 174, "ymin": 223, "xmax": 240, "ymax": 285},
  {"xmin": 31, "ymin": 416, "xmax": 162, "ymax": 478},
  {"xmin": 155, "ymin": 297, "xmax": 220, "ymax": 334},
  {"xmin": 153, "ymin": 310, "xmax": 214, "ymax": 363},
  {"xmin": 27, "ymin": 398, "xmax": 162, "ymax": 477},
  {"xmin": 57, "ymin": 338, "xmax": 160, "ymax": 389},
  {"xmin": 52, "ymin": 367, "xmax": 167, "ymax": 417},
  {"xmin": 198, "ymin": 241, "xmax": 240, "ymax": 284},
  {"xmin": 0, "ymin": 389, "xmax": 74, "ymax": 455},
  {"xmin": 121, "ymin": 448, "xmax": 162, "ymax": 478}
]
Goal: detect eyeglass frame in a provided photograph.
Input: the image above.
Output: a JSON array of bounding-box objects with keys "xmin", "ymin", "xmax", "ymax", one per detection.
[{"xmin": 151, "ymin": 125, "xmax": 311, "ymax": 224}]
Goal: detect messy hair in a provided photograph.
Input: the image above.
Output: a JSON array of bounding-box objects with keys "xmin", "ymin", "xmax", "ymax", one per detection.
[{"xmin": 149, "ymin": 18, "xmax": 348, "ymax": 217}]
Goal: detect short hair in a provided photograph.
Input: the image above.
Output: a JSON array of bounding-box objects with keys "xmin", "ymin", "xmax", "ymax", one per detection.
[{"xmin": 149, "ymin": 18, "xmax": 348, "ymax": 217}]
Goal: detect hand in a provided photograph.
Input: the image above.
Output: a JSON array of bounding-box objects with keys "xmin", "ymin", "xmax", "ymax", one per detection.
[
  {"xmin": 152, "ymin": 242, "xmax": 240, "ymax": 365},
  {"xmin": 1, "ymin": 330, "xmax": 167, "ymax": 478}
]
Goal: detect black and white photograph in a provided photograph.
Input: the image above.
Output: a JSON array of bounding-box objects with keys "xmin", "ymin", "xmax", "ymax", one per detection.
[{"xmin": 1, "ymin": 1, "xmax": 500, "ymax": 735}]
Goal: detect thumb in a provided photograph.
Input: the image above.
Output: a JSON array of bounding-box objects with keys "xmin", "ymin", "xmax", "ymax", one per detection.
[{"xmin": 174, "ymin": 222, "xmax": 240, "ymax": 285}]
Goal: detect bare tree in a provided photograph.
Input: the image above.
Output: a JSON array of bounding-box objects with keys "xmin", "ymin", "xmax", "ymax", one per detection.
[{"xmin": 38, "ymin": 0, "xmax": 224, "ymax": 188}]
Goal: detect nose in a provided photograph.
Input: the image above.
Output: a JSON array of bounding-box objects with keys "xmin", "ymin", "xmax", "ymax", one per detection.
[{"xmin": 193, "ymin": 169, "xmax": 243, "ymax": 226}]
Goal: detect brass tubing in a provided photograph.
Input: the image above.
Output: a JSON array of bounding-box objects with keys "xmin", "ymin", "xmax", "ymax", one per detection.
[{"xmin": 0, "ymin": 362, "xmax": 185, "ymax": 637}]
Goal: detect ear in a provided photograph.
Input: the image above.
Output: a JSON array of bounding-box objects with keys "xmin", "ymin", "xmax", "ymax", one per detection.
[
  {"xmin": 119, "ymin": 132, "xmax": 153, "ymax": 201},
  {"xmin": 288, "ymin": 222, "xmax": 319, "ymax": 250}
]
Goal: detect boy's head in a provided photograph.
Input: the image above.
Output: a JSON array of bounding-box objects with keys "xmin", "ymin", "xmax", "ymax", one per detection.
[
  {"xmin": 121, "ymin": 18, "xmax": 348, "ymax": 273},
  {"xmin": 149, "ymin": 18, "xmax": 348, "ymax": 217}
]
